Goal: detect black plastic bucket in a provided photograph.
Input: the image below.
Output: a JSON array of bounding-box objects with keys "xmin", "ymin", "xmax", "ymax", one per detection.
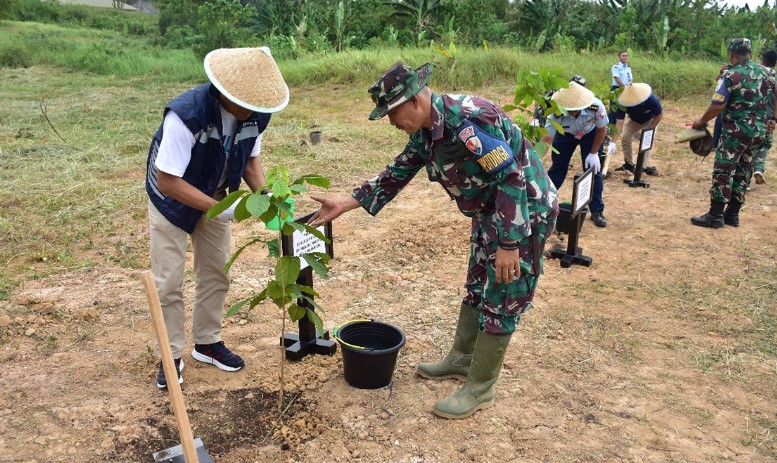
[
  {"xmin": 555, "ymin": 202, "xmax": 587, "ymax": 234},
  {"xmin": 334, "ymin": 320, "xmax": 406, "ymax": 389}
]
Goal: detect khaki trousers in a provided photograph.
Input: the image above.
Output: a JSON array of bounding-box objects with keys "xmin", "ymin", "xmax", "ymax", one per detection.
[
  {"xmin": 148, "ymin": 201, "xmax": 231, "ymax": 358},
  {"xmin": 621, "ymin": 116, "xmax": 656, "ymax": 167}
]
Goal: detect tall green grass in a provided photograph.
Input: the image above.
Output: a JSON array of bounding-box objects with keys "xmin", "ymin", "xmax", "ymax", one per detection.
[
  {"xmin": 278, "ymin": 47, "xmax": 721, "ymax": 100},
  {"xmin": 0, "ymin": 21, "xmax": 202, "ymax": 82},
  {"xmin": 1, "ymin": 20, "xmax": 721, "ymax": 99}
]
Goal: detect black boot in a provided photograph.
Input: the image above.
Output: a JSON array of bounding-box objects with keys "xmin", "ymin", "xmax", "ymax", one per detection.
[
  {"xmin": 690, "ymin": 200, "xmax": 725, "ymax": 228},
  {"xmin": 724, "ymin": 198, "xmax": 742, "ymax": 227}
]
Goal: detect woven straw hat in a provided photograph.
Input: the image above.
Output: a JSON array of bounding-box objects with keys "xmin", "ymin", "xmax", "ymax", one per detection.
[
  {"xmin": 204, "ymin": 47, "xmax": 289, "ymax": 113},
  {"xmin": 552, "ymin": 82, "xmax": 595, "ymax": 111},
  {"xmin": 618, "ymin": 83, "xmax": 652, "ymax": 107},
  {"xmin": 690, "ymin": 130, "xmax": 713, "ymax": 157},
  {"xmin": 676, "ymin": 127, "xmax": 709, "ymax": 143}
]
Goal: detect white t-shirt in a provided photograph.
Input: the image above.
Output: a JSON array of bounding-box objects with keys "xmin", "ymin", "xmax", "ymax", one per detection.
[{"xmin": 154, "ymin": 109, "xmax": 262, "ymax": 180}]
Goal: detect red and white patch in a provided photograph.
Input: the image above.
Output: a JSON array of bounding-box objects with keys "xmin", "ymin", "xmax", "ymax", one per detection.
[
  {"xmin": 465, "ymin": 136, "xmax": 482, "ymax": 155},
  {"xmin": 457, "ymin": 125, "xmax": 475, "ymax": 142}
]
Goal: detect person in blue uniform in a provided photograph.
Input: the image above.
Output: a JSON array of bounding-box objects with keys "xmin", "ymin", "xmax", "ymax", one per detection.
[
  {"xmin": 542, "ymin": 81, "xmax": 609, "ymax": 227},
  {"xmin": 614, "ymin": 83, "xmax": 663, "ymax": 175},
  {"xmin": 609, "ymin": 50, "xmax": 633, "ymax": 142}
]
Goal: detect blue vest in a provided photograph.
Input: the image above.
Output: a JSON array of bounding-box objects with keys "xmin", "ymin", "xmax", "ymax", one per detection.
[{"xmin": 146, "ymin": 84, "xmax": 271, "ymax": 233}]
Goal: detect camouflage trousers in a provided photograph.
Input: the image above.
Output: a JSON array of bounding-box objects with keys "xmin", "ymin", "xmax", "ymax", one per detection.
[
  {"xmin": 710, "ymin": 134, "xmax": 769, "ymax": 203},
  {"xmin": 749, "ymin": 133, "xmax": 773, "ymax": 176},
  {"xmin": 462, "ymin": 224, "xmax": 545, "ymax": 336}
]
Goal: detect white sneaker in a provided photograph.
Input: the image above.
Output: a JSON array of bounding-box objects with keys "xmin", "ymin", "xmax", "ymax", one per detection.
[{"xmin": 754, "ymin": 171, "xmax": 766, "ymax": 184}]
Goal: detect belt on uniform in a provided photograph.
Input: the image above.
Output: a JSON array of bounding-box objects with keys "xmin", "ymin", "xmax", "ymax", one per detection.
[{"xmin": 531, "ymin": 225, "xmax": 541, "ymax": 275}]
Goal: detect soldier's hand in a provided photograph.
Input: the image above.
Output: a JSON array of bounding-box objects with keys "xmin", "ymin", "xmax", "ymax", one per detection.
[
  {"xmin": 495, "ymin": 246, "xmax": 521, "ymax": 284},
  {"xmin": 308, "ymin": 195, "xmax": 359, "ymax": 227}
]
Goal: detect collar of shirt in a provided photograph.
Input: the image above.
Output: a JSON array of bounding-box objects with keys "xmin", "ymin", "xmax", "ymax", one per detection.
[{"xmin": 430, "ymin": 92, "xmax": 446, "ymax": 142}]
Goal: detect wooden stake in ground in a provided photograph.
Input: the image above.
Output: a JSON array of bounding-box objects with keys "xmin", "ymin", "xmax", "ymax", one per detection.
[{"xmin": 142, "ymin": 271, "xmax": 209, "ymax": 463}]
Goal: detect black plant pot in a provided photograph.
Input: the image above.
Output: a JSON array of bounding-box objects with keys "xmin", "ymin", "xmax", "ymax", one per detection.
[{"xmin": 555, "ymin": 202, "xmax": 587, "ymax": 235}]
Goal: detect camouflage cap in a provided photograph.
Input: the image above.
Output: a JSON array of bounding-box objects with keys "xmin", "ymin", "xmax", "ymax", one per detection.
[
  {"xmin": 728, "ymin": 38, "xmax": 751, "ymax": 54},
  {"xmin": 368, "ymin": 62, "xmax": 433, "ymax": 120}
]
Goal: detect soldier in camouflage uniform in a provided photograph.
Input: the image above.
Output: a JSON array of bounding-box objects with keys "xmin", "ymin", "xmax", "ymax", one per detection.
[
  {"xmin": 308, "ymin": 62, "xmax": 558, "ymax": 419},
  {"xmin": 750, "ymin": 49, "xmax": 777, "ymax": 186},
  {"xmin": 690, "ymin": 38, "xmax": 777, "ymax": 228}
]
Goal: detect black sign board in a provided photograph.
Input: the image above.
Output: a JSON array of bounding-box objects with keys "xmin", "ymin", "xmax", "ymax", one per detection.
[{"xmin": 280, "ymin": 211, "xmax": 337, "ymax": 361}]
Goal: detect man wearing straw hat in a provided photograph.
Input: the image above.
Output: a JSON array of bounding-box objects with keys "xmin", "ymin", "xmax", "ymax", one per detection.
[
  {"xmin": 541, "ymin": 81, "xmax": 609, "ymax": 227},
  {"xmin": 308, "ymin": 61, "xmax": 558, "ymax": 419},
  {"xmin": 145, "ymin": 47, "xmax": 289, "ymax": 388},
  {"xmin": 614, "ymin": 83, "xmax": 663, "ymax": 176},
  {"xmin": 689, "ymin": 38, "xmax": 776, "ymax": 228}
]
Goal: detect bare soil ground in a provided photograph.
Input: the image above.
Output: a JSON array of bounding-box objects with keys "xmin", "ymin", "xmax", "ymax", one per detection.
[{"xmin": 1, "ymin": 89, "xmax": 776, "ymax": 463}]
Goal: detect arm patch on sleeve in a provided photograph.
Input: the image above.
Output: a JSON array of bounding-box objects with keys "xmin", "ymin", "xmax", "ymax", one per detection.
[{"xmin": 456, "ymin": 119, "xmax": 514, "ymax": 174}]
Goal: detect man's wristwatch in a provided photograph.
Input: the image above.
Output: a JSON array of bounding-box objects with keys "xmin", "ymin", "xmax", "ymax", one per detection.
[{"xmin": 498, "ymin": 240, "xmax": 520, "ymax": 251}]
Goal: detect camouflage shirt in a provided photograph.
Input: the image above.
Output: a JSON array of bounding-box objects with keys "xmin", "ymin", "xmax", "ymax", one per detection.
[
  {"xmin": 353, "ymin": 93, "xmax": 558, "ymax": 250},
  {"xmin": 713, "ymin": 61, "xmax": 776, "ymax": 135}
]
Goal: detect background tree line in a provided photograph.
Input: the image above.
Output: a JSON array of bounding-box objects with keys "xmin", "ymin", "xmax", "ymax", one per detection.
[
  {"xmin": 3, "ymin": 0, "xmax": 776, "ymax": 59},
  {"xmin": 153, "ymin": 0, "xmax": 776, "ymax": 58}
]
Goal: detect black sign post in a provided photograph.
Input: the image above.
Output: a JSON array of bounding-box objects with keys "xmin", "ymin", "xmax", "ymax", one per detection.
[
  {"xmin": 279, "ymin": 211, "xmax": 337, "ymax": 361},
  {"xmin": 625, "ymin": 127, "xmax": 655, "ymax": 189},
  {"xmin": 550, "ymin": 167, "xmax": 594, "ymax": 268}
]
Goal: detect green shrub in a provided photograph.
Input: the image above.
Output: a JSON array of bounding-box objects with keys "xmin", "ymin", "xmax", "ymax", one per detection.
[
  {"xmin": 0, "ymin": 38, "xmax": 32, "ymax": 68},
  {"xmin": 10, "ymin": 1, "xmax": 156, "ymax": 37},
  {"xmin": 12, "ymin": 0, "xmax": 62, "ymax": 22},
  {"xmin": 0, "ymin": 0, "xmax": 14, "ymax": 20}
]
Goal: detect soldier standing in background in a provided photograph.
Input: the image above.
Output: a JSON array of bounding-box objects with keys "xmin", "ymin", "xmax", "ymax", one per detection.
[
  {"xmin": 751, "ymin": 49, "xmax": 777, "ymax": 185},
  {"xmin": 690, "ymin": 38, "xmax": 777, "ymax": 228},
  {"xmin": 308, "ymin": 62, "xmax": 558, "ymax": 419}
]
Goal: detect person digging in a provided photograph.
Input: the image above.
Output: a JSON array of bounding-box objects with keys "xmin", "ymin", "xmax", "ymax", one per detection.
[{"xmin": 308, "ymin": 62, "xmax": 558, "ymax": 419}]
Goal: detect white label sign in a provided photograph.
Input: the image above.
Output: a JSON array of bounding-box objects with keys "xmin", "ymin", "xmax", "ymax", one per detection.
[
  {"xmin": 292, "ymin": 227, "xmax": 327, "ymax": 270},
  {"xmin": 639, "ymin": 128, "xmax": 655, "ymax": 152},
  {"xmin": 574, "ymin": 173, "xmax": 592, "ymax": 215}
]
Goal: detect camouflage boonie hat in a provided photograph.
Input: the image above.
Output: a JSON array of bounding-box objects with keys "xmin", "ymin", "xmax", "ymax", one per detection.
[
  {"xmin": 368, "ymin": 62, "xmax": 433, "ymax": 120},
  {"xmin": 728, "ymin": 38, "xmax": 751, "ymax": 54}
]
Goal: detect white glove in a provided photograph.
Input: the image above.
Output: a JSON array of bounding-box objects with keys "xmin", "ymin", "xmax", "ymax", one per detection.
[
  {"xmin": 585, "ymin": 152, "xmax": 601, "ymax": 173},
  {"xmin": 606, "ymin": 142, "xmax": 616, "ymax": 156},
  {"xmin": 217, "ymin": 203, "xmax": 237, "ymax": 220}
]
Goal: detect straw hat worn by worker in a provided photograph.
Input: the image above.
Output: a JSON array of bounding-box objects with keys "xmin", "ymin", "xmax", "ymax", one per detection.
[
  {"xmin": 205, "ymin": 47, "xmax": 289, "ymax": 114},
  {"xmin": 551, "ymin": 81, "xmax": 596, "ymax": 111},
  {"xmin": 145, "ymin": 47, "xmax": 288, "ymax": 390}
]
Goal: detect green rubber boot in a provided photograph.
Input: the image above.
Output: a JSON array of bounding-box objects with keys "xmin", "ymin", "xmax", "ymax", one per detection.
[
  {"xmin": 433, "ymin": 331, "xmax": 511, "ymax": 419},
  {"xmin": 416, "ymin": 304, "xmax": 479, "ymax": 381}
]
